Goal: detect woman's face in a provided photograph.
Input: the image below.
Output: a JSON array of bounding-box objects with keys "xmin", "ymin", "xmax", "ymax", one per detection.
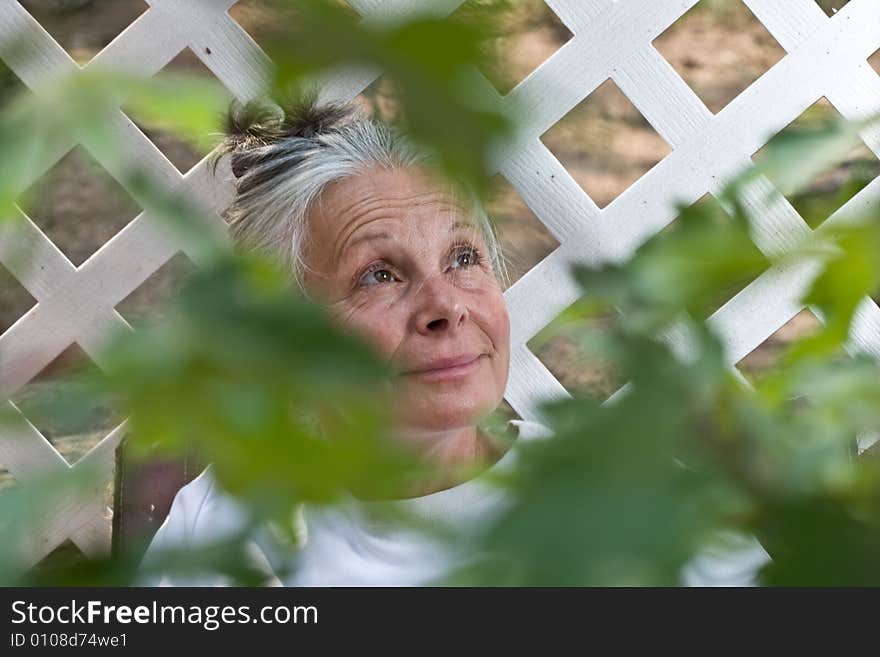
[{"xmin": 301, "ymin": 166, "xmax": 510, "ymax": 436}]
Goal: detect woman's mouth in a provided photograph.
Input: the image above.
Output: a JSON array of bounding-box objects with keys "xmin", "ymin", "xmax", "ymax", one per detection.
[{"xmin": 404, "ymin": 354, "xmax": 486, "ymax": 382}]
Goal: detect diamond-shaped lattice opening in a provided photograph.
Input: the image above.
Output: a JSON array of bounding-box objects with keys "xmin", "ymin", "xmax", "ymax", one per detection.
[
  {"xmin": 27, "ymin": 539, "xmax": 87, "ymax": 577},
  {"xmin": 653, "ymin": 0, "xmax": 786, "ymax": 114},
  {"xmin": 0, "ymin": 462, "xmax": 15, "ymax": 491},
  {"xmin": 488, "ymin": 174, "xmax": 560, "ymax": 286},
  {"xmin": 659, "ymin": 194, "xmax": 772, "ymax": 320},
  {"xmin": 735, "ymin": 308, "xmax": 824, "ymax": 383},
  {"xmin": 814, "ymin": 1, "xmax": 851, "ymax": 17},
  {"xmin": 0, "ymin": 263, "xmax": 37, "ymax": 335},
  {"xmin": 123, "ymin": 48, "xmax": 233, "ymax": 174},
  {"xmin": 16, "ymin": 146, "xmax": 142, "ymax": 266},
  {"xmin": 18, "ymin": 0, "xmax": 148, "ymax": 65},
  {"xmin": 8, "ymin": 344, "xmax": 122, "ymax": 466},
  {"xmin": 541, "ymin": 79, "xmax": 672, "ymax": 208},
  {"xmin": 356, "ymin": 74, "xmax": 404, "ymax": 125},
  {"xmin": 230, "ymin": 0, "xmax": 354, "ymax": 41},
  {"xmin": 869, "ymin": 48, "xmax": 880, "ymax": 76},
  {"xmin": 449, "ymin": 0, "xmax": 573, "ymax": 96},
  {"xmin": 228, "ymin": 0, "xmax": 283, "ymax": 40},
  {"xmin": 752, "ymin": 97, "xmax": 880, "ymax": 229},
  {"xmin": 527, "ymin": 301, "xmax": 624, "ymax": 402},
  {"xmin": 116, "ymin": 251, "xmax": 197, "ymax": 330}
]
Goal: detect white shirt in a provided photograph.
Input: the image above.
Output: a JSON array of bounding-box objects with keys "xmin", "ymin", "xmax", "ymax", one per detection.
[
  {"xmin": 140, "ymin": 419, "xmax": 769, "ymax": 586},
  {"xmin": 140, "ymin": 419, "xmax": 552, "ymax": 586}
]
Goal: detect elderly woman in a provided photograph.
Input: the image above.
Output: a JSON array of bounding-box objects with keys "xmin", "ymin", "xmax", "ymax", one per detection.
[{"xmin": 141, "ymin": 97, "xmax": 552, "ymax": 586}]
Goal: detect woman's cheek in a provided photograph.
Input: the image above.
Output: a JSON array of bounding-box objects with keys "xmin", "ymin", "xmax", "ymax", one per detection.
[{"xmin": 344, "ymin": 304, "xmax": 402, "ymax": 359}]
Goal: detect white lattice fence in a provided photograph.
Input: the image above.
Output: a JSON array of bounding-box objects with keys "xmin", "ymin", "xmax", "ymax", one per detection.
[{"xmin": 0, "ymin": 0, "xmax": 879, "ymax": 570}]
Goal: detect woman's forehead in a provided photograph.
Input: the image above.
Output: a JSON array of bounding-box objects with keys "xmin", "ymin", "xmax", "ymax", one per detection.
[
  {"xmin": 319, "ymin": 166, "xmax": 471, "ymax": 218},
  {"xmin": 309, "ymin": 167, "xmax": 482, "ymax": 259}
]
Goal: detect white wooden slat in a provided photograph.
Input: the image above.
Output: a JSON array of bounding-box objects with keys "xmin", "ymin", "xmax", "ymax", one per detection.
[
  {"xmin": 708, "ymin": 173, "xmax": 880, "ymax": 366},
  {"xmin": 613, "ymin": 43, "xmax": 713, "ymax": 148},
  {"xmin": 346, "ymin": 0, "xmax": 388, "ymax": 14},
  {"xmin": 505, "ymin": 345, "xmax": 570, "ymax": 425},
  {"xmin": 87, "ymin": 6, "xmax": 188, "ymax": 77},
  {"xmin": 0, "ymin": 402, "xmax": 118, "ymax": 561},
  {"xmin": 64, "ymin": 422, "xmax": 127, "ymax": 557},
  {"xmin": 496, "ymin": 0, "xmax": 877, "ymax": 420},
  {"xmin": 715, "ymin": 169, "xmax": 812, "ymax": 259},
  {"xmin": 0, "ymin": 0, "xmax": 465, "ymax": 568},
  {"xmin": 845, "ymin": 296, "xmax": 880, "ymax": 360},
  {"xmin": 0, "ymin": 209, "xmax": 76, "ymax": 299},
  {"xmin": 741, "ymin": 0, "xmax": 826, "ymax": 54},
  {"xmin": 824, "ymin": 173, "xmax": 880, "ymax": 228},
  {"xmin": 317, "ymin": 0, "xmax": 466, "ymax": 104},
  {"xmin": 474, "ymin": 0, "xmax": 880, "ymax": 376},
  {"xmin": 0, "ymin": 0, "xmax": 77, "ymax": 90},
  {"xmin": 0, "ymin": 151, "xmax": 233, "ymax": 401},
  {"xmin": 736, "ymin": 2, "xmax": 880, "ymax": 364},
  {"xmin": 0, "ymin": 214, "xmax": 178, "ymax": 399},
  {"xmin": 545, "ymin": 0, "xmax": 612, "ymax": 33},
  {"xmin": 86, "ymin": 109, "xmax": 186, "ymax": 195},
  {"xmin": 533, "ymin": 0, "xmax": 876, "ymax": 259},
  {"xmin": 826, "ymin": 67, "xmax": 880, "ymax": 155},
  {"xmin": 505, "ymin": 245, "xmax": 589, "ymax": 350},
  {"xmin": 498, "ymin": 140, "xmax": 597, "ymax": 243},
  {"xmin": 145, "ymin": 0, "xmax": 236, "ymax": 25},
  {"xmin": 0, "ymin": 401, "xmax": 69, "ymax": 482},
  {"xmin": 350, "ymin": 0, "xmax": 464, "ymax": 23},
  {"xmin": 505, "ymin": 0, "xmax": 702, "ymax": 151},
  {"xmin": 709, "ymin": 260, "xmax": 819, "ymax": 366},
  {"xmin": 12, "ymin": 424, "xmax": 122, "ymax": 568},
  {"xmin": 315, "ymin": 62, "xmax": 384, "ymax": 106},
  {"xmin": 0, "ymin": 138, "xmax": 74, "ymax": 206},
  {"xmin": 190, "ymin": 13, "xmax": 273, "ymax": 103},
  {"xmin": 69, "ymin": 507, "xmax": 112, "ymax": 559}
]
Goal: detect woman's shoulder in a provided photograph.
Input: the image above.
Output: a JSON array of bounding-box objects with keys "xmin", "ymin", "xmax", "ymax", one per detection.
[
  {"xmin": 156, "ymin": 465, "xmax": 259, "ymax": 546},
  {"xmin": 140, "ymin": 467, "xmax": 241, "ymax": 563},
  {"xmin": 139, "ymin": 466, "xmax": 283, "ymax": 585},
  {"xmin": 166, "ymin": 465, "xmax": 218, "ymax": 525}
]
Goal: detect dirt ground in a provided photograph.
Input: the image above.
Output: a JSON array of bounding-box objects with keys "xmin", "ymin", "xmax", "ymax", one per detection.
[{"xmin": 2, "ymin": 0, "xmax": 880, "ymax": 490}]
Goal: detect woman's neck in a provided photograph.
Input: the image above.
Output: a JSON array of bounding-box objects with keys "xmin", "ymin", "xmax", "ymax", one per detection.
[{"xmin": 392, "ymin": 424, "xmax": 508, "ymax": 497}]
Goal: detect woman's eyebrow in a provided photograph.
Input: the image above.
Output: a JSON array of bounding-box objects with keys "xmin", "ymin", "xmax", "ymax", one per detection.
[
  {"xmin": 450, "ymin": 220, "xmax": 479, "ymax": 235},
  {"xmin": 335, "ymin": 230, "xmax": 393, "ymax": 266},
  {"xmin": 343, "ymin": 221, "xmax": 474, "ymax": 257}
]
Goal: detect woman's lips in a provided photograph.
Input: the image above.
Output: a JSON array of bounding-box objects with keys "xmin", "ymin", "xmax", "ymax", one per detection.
[{"xmin": 404, "ymin": 354, "xmax": 485, "ymax": 382}]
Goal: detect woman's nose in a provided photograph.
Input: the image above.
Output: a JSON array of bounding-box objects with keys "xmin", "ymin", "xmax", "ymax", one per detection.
[{"xmin": 411, "ymin": 274, "xmax": 468, "ymax": 335}]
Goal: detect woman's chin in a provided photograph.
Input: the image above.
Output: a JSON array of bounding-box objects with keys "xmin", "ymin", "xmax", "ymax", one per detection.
[{"xmin": 393, "ymin": 399, "xmax": 498, "ymax": 435}]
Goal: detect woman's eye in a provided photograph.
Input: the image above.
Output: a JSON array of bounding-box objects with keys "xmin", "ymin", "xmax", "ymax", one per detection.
[
  {"xmin": 357, "ymin": 247, "xmax": 481, "ymax": 286},
  {"xmin": 359, "ymin": 266, "xmax": 397, "ymax": 287},
  {"xmin": 451, "ymin": 245, "xmax": 482, "ymax": 269}
]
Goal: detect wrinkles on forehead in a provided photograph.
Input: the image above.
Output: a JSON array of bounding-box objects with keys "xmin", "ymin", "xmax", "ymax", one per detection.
[{"xmin": 330, "ymin": 190, "xmax": 471, "ymax": 267}]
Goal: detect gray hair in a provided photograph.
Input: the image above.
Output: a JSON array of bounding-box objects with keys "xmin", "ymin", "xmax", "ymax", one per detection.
[{"xmin": 214, "ymin": 96, "xmax": 509, "ymax": 294}]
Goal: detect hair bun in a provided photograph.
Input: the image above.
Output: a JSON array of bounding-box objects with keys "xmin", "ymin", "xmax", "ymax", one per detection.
[
  {"xmin": 215, "ymin": 91, "xmax": 365, "ymax": 179},
  {"xmin": 279, "ymin": 93, "xmax": 364, "ymax": 138}
]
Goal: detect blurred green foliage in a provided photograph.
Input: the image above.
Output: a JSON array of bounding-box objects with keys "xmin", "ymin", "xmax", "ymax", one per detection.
[
  {"xmin": 461, "ymin": 208, "xmax": 880, "ymax": 584},
  {"xmin": 106, "ymin": 254, "xmax": 429, "ymax": 514},
  {"xmin": 1, "ymin": 0, "xmax": 880, "ymax": 587},
  {"xmin": 261, "ymin": 0, "xmax": 515, "ymax": 198}
]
